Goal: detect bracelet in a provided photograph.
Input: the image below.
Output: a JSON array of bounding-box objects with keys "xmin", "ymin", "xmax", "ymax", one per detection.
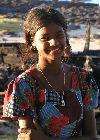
[
  {"xmin": 18, "ymin": 128, "xmax": 33, "ymax": 140},
  {"xmin": 18, "ymin": 128, "xmax": 33, "ymax": 134},
  {"xmin": 18, "ymin": 126, "xmax": 42, "ymax": 134}
]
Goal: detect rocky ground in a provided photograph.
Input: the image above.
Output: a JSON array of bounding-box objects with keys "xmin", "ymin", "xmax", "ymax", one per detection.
[
  {"xmin": 0, "ymin": 1, "xmax": 100, "ymax": 28},
  {"xmin": 0, "ymin": 1, "xmax": 100, "ymax": 49}
]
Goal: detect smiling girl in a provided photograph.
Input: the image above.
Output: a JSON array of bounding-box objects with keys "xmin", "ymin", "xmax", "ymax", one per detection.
[{"xmin": 3, "ymin": 6, "xmax": 99, "ymax": 140}]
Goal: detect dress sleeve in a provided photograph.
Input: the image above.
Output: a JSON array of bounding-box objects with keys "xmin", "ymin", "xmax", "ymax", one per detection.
[
  {"xmin": 81, "ymin": 70, "xmax": 99, "ymax": 111},
  {"xmin": 3, "ymin": 75, "xmax": 37, "ymax": 120}
]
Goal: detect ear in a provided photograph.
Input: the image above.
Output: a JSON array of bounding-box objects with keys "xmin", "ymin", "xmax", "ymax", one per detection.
[
  {"xmin": 30, "ymin": 43, "xmax": 38, "ymax": 53},
  {"xmin": 30, "ymin": 45, "xmax": 34, "ymax": 50},
  {"xmin": 32, "ymin": 41, "xmax": 36, "ymax": 47}
]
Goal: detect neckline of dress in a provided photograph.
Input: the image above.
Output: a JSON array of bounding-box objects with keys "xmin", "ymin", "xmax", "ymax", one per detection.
[
  {"xmin": 28, "ymin": 65, "xmax": 79, "ymax": 93},
  {"xmin": 37, "ymin": 64, "xmax": 66, "ymax": 94}
]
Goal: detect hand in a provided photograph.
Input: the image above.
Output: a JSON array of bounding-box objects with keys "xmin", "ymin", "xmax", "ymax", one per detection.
[{"xmin": 18, "ymin": 129, "xmax": 52, "ymax": 140}]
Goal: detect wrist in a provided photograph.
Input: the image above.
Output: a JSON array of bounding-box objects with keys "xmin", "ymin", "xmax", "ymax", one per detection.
[{"xmin": 18, "ymin": 128, "xmax": 33, "ymax": 134}]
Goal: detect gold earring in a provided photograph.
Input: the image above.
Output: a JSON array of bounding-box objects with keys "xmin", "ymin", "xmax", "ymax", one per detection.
[
  {"xmin": 64, "ymin": 46, "xmax": 72, "ymax": 57},
  {"xmin": 30, "ymin": 46, "xmax": 38, "ymax": 53}
]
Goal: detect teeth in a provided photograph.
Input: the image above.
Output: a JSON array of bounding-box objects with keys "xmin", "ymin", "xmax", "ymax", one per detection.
[
  {"xmin": 47, "ymin": 48, "xmax": 62, "ymax": 52},
  {"xmin": 55, "ymin": 48, "xmax": 61, "ymax": 51},
  {"xmin": 55, "ymin": 48, "xmax": 59, "ymax": 51}
]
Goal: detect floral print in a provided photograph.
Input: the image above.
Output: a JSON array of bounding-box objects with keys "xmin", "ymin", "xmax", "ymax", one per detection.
[
  {"xmin": 48, "ymin": 114, "xmax": 69, "ymax": 136},
  {"xmin": 39, "ymin": 90, "xmax": 46, "ymax": 104},
  {"xmin": 84, "ymin": 94, "xmax": 91, "ymax": 107},
  {"xmin": 3, "ymin": 66, "xmax": 99, "ymax": 139}
]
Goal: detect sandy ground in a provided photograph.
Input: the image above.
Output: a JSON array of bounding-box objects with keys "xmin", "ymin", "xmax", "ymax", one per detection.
[{"xmin": 69, "ymin": 37, "xmax": 100, "ymax": 52}]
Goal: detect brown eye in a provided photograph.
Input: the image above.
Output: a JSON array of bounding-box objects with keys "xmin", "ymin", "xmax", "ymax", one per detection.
[
  {"xmin": 41, "ymin": 36, "xmax": 49, "ymax": 41},
  {"xmin": 56, "ymin": 32, "xmax": 65, "ymax": 39}
]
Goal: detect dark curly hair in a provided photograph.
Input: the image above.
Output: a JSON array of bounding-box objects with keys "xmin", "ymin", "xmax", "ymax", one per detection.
[{"xmin": 23, "ymin": 6, "xmax": 71, "ymax": 67}]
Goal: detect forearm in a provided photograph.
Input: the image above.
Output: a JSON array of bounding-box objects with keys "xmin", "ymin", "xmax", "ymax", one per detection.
[
  {"xmin": 18, "ymin": 128, "xmax": 98, "ymax": 140},
  {"xmin": 18, "ymin": 117, "xmax": 59, "ymax": 140},
  {"xmin": 18, "ymin": 128, "xmax": 52, "ymax": 140},
  {"xmin": 82, "ymin": 110, "xmax": 97, "ymax": 137}
]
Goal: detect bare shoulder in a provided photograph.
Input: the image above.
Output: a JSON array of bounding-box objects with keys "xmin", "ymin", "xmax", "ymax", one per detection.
[
  {"xmin": 17, "ymin": 64, "xmax": 38, "ymax": 79},
  {"xmin": 26, "ymin": 64, "xmax": 39, "ymax": 77}
]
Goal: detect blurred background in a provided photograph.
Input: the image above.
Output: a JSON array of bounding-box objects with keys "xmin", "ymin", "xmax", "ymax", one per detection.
[{"xmin": 0, "ymin": 0, "xmax": 100, "ymax": 139}]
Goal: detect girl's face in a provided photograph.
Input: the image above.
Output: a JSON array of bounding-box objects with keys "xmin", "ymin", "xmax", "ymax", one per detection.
[{"xmin": 33, "ymin": 22, "xmax": 66, "ymax": 62}]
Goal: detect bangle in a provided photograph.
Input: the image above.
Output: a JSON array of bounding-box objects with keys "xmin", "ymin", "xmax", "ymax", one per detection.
[
  {"xmin": 18, "ymin": 128, "xmax": 33, "ymax": 140},
  {"xmin": 18, "ymin": 128, "xmax": 32, "ymax": 134}
]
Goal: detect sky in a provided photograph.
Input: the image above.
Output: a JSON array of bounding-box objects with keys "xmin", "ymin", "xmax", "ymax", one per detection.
[
  {"xmin": 65, "ymin": 0, "xmax": 100, "ymax": 5},
  {"xmin": 86, "ymin": 0, "xmax": 100, "ymax": 5}
]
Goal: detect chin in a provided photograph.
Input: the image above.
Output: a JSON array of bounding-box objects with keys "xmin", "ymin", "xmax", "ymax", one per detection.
[{"xmin": 50, "ymin": 56, "xmax": 62, "ymax": 62}]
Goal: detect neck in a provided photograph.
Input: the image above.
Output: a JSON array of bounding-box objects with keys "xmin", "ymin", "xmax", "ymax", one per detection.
[
  {"xmin": 37, "ymin": 61, "xmax": 62, "ymax": 76},
  {"xmin": 37, "ymin": 62, "xmax": 66, "ymax": 90}
]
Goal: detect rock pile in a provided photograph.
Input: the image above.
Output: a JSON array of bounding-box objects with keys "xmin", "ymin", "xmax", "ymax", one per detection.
[{"xmin": 0, "ymin": 1, "xmax": 100, "ymax": 30}]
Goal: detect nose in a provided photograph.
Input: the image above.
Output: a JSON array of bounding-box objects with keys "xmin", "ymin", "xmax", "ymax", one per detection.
[{"xmin": 49, "ymin": 38, "xmax": 60, "ymax": 46}]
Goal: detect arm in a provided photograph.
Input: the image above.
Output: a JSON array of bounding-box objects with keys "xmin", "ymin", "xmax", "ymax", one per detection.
[
  {"xmin": 82, "ymin": 109, "xmax": 97, "ymax": 137},
  {"xmin": 67, "ymin": 110, "xmax": 97, "ymax": 140},
  {"xmin": 17, "ymin": 113, "xmax": 98, "ymax": 140},
  {"xmin": 68, "ymin": 110, "xmax": 97, "ymax": 140},
  {"xmin": 3, "ymin": 76, "xmax": 59, "ymax": 140},
  {"xmin": 78, "ymin": 69, "xmax": 99, "ymax": 138},
  {"xmin": 18, "ymin": 117, "xmax": 59, "ymax": 140}
]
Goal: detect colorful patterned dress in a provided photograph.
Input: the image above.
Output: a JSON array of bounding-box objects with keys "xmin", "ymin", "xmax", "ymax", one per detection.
[{"xmin": 3, "ymin": 66, "xmax": 99, "ymax": 139}]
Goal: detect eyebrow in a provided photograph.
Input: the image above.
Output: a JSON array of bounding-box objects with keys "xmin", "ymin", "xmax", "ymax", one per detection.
[
  {"xmin": 56, "ymin": 30, "xmax": 65, "ymax": 35},
  {"xmin": 41, "ymin": 29, "xmax": 65, "ymax": 37}
]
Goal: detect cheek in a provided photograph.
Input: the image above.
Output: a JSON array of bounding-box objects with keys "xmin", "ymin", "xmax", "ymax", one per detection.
[
  {"xmin": 63, "ymin": 38, "xmax": 67, "ymax": 45},
  {"xmin": 36, "ymin": 42, "xmax": 50, "ymax": 54}
]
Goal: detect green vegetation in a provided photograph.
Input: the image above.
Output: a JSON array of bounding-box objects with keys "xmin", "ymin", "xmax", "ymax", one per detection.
[
  {"xmin": 0, "ymin": 15, "xmax": 23, "ymax": 32},
  {"xmin": 0, "ymin": 121, "xmax": 18, "ymax": 140}
]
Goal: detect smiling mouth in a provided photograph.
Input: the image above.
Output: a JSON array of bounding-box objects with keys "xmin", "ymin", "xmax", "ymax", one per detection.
[
  {"xmin": 53, "ymin": 47, "xmax": 63, "ymax": 52},
  {"xmin": 46, "ymin": 46, "xmax": 63, "ymax": 54}
]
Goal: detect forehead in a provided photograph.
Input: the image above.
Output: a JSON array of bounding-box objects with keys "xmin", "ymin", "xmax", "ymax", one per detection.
[{"xmin": 35, "ymin": 22, "xmax": 64, "ymax": 36}]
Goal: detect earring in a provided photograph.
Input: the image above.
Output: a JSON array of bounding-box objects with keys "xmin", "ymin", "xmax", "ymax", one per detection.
[
  {"xmin": 64, "ymin": 46, "xmax": 72, "ymax": 56},
  {"xmin": 62, "ymin": 45, "xmax": 72, "ymax": 63},
  {"xmin": 30, "ymin": 46, "xmax": 38, "ymax": 53}
]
